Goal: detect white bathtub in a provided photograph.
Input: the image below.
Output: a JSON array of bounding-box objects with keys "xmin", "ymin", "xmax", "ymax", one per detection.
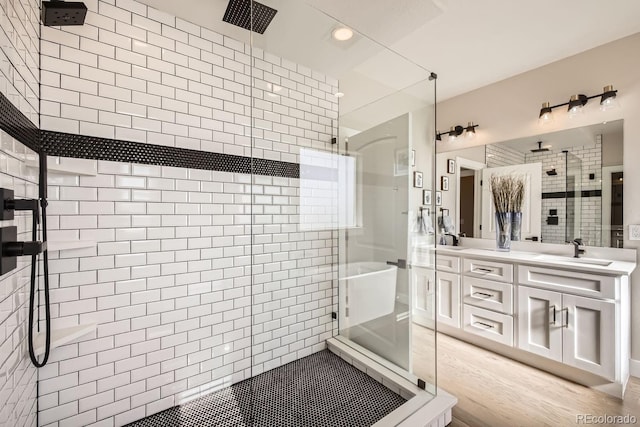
[{"xmin": 338, "ymin": 262, "xmax": 398, "ymax": 329}]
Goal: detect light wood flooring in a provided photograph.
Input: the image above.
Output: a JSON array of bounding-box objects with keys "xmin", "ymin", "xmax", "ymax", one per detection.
[{"xmin": 412, "ymin": 325, "xmax": 640, "ymax": 426}]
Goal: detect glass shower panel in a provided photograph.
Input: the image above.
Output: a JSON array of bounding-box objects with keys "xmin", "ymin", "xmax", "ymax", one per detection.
[
  {"xmin": 565, "ymin": 151, "xmax": 582, "ymax": 242},
  {"xmin": 249, "ymin": 0, "xmax": 437, "ymax": 423},
  {"xmin": 337, "ymin": 78, "xmax": 437, "ymax": 393}
]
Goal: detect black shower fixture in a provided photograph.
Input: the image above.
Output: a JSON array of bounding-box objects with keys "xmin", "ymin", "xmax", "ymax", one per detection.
[
  {"xmin": 223, "ymin": 0, "xmax": 277, "ymax": 34},
  {"xmin": 42, "ymin": 1, "xmax": 88, "ymax": 26},
  {"xmin": 531, "ymin": 141, "xmax": 550, "ymax": 153},
  {"xmin": 546, "ymin": 168, "xmax": 558, "ymax": 176}
]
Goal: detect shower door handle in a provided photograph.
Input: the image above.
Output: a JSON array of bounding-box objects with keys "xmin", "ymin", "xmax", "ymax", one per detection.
[{"xmin": 386, "ymin": 259, "xmax": 407, "ymax": 269}]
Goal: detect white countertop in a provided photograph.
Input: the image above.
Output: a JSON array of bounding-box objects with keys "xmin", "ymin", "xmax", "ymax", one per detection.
[{"xmin": 436, "ymin": 246, "xmax": 636, "ymax": 276}]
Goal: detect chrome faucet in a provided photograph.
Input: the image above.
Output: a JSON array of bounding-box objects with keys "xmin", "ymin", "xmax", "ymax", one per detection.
[{"xmin": 571, "ymin": 238, "xmax": 585, "ymax": 258}]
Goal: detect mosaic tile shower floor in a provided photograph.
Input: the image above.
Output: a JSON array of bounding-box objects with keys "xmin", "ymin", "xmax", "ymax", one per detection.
[{"xmin": 125, "ymin": 349, "xmax": 406, "ymax": 427}]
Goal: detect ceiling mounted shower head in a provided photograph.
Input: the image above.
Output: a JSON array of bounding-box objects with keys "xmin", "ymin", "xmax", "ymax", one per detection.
[
  {"xmin": 42, "ymin": 1, "xmax": 87, "ymax": 26},
  {"xmin": 222, "ymin": 0, "xmax": 277, "ymax": 34},
  {"xmin": 531, "ymin": 141, "xmax": 550, "ymax": 153}
]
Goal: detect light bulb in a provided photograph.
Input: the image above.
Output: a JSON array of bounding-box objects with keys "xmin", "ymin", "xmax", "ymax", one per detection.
[
  {"xmin": 538, "ymin": 102, "xmax": 553, "ymax": 125},
  {"xmin": 464, "ymin": 122, "xmax": 476, "ymax": 139},
  {"xmin": 567, "ymin": 94, "xmax": 587, "ymax": 119},
  {"xmin": 332, "ymin": 27, "xmax": 353, "ymax": 41},
  {"xmin": 600, "ymin": 85, "xmax": 619, "ymax": 111}
]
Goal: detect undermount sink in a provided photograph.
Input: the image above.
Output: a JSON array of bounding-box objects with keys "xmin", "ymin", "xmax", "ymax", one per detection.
[
  {"xmin": 536, "ymin": 255, "xmax": 613, "ymax": 267},
  {"xmin": 565, "ymin": 258, "xmax": 613, "ymax": 267}
]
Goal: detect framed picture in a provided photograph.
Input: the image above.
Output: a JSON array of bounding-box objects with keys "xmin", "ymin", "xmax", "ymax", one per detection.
[
  {"xmin": 435, "ymin": 191, "xmax": 442, "ymax": 206},
  {"xmin": 423, "ymin": 190, "xmax": 432, "ymax": 205},
  {"xmin": 441, "ymin": 176, "xmax": 449, "ymax": 191},
  {"xmin": 447, "ymin": 159, "xmax": 456, "ymax": 174},
  {"xmin": 394, "ymin": 148, "xmax": 409, "ymax": 176},
  {"xmin": 413, "ymin": 171, "xmax": 423, "ymax": 188},
  {"xmin": 410, "ymin": 149, "xmax": 416, "ymax": 167},
  {"xmin": 440, "ymin": 208, "xmax": 450, "ymax": 216}
]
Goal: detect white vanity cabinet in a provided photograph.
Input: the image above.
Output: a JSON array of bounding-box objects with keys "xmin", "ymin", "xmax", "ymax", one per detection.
[
  {"xmin": 434, "ymin": 246, "xmax": 635, "ymax": 397},
  {"xmin": 412, "ymin": 266, "xmax": 435, "ymax": 328},
  {"xmin": 435, "ymin": 254, "xmax": 461, "ymax": 328},
  {"xmin": 518, "ymin": 272, "xmax": 616, "ymax": 380},
  {"xmin": 462, "ymin": 258, "xmax": 515, "ymax": 346},
  {"xmin": 436, "ymin": 271, "xmax": 460, "ymax": 328}
]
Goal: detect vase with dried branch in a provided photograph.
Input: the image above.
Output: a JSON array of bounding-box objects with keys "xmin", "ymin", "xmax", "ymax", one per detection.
[{"xmin": 490, "ymin": 175, "xmax": 525, "ymax": 251}]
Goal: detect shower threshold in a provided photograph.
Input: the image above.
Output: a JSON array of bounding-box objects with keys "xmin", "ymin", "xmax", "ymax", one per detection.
[{"xmin": 328, "ymin": 338, "xmax": 456, "ymax": 426}]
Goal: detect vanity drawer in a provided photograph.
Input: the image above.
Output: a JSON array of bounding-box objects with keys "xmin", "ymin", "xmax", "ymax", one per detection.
[
  {"xmin": 463, "ymin": 276, "xmax": 513, "ymax": 314},
  {"xmin": 436, "ymin": 254, "xmax": 460, "ymax": 273},
  {"xmin": 518, "ymin": 265, "xmax": 616, "ymax": 300},
  {"xmin": 463, "ymin": 304, "xmax": 513, "ymax": 347},
  {"xmin": 463, "ymin": 258, "xmax": 513, "ymax": 283}
]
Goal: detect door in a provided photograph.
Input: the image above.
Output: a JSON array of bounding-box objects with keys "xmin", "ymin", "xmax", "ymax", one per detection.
[
  {"xmin": 562, "ymin": 294, "xmax": 616, "ymax": 380},
  {"xmin": 340, "ymin": 113, "xmax": 412, "ymax": 371},
  {"xmin": 517, "ymin": 286, "xmax": 562, "ymax": 362},
  {"xmin": 436, "ymin": 271, "xmax": 460, "ymax": 328},
  {"xmin": 413, "ymin": 266, "xmax": 434, "ymax": 329},
  {"xmin": 481, "ymin": 163, "xmax": 542, "ymax": 241}
]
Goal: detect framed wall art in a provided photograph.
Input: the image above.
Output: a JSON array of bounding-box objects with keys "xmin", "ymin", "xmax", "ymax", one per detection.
[{"xmin": 413, "ymin": 171, "xmax": 423, "ymax": 188}]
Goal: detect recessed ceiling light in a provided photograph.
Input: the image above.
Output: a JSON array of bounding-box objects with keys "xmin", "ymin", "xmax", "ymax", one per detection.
[
  {"xmin": 334, "ymin": 92, "xmax": 345, "ymax": 98},
  {"xmin": 332, "ymin": 27, "xmax": 353, "ymax": 41}
]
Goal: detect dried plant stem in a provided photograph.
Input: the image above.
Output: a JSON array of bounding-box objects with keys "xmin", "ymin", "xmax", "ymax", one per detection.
[{"xmin": 490, "ymin": 175, "xmax": 525, "ymax": 213}]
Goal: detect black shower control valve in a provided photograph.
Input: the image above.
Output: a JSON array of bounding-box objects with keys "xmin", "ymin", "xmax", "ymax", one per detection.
[
  {"xmin": 0, "ymin": 188, "xmax": 14, "ymax": 220},
  {"xmin": 0, "ymin": 226, "xmax": 17, "ymax": 275},
  {"xmin": 0, "ymin": 188, "xmax": 40, "ymax": 221},
  {"xmin": 3, "ymin": 241, "xmax": 46, "ymax": 257},
  {"xmin": 0, "ymin": 226, "xmax": 45, "ymax": 275}
]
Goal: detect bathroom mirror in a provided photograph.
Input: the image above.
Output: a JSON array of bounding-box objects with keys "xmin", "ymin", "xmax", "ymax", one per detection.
[{"xmin": 436, "ymin": 119, "xmax": 624, "ymax": 247}]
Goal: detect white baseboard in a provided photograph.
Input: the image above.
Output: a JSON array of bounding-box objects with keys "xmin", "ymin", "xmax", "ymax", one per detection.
[{"xmin": 630, "ymin": 359, "xmax": 640, "ymax": 378}]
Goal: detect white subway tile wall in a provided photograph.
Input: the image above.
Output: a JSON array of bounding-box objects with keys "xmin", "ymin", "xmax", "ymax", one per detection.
[
  {"xmin": 42, "ymin": 159, "xmax": 336, "ymax": 426},
  {"xmin": 485, "ymin": 144, "xmax": 525, "ymax": 168},
  {"xmin": 0, "ymin": 0, "xmax": 40, "ymax": 426},
  {"xmin": 40, "ymin": 0, "xmax": 339, "ymax": 163},
  {"xmin": 0, "ymin": 0, "xmax": 40, "ymax": 125},
  {"xmin": 525, "ymin": 141, "xmax": 602, "ymax": 245},
  {"xmin": 0, "ymin": 131, "xmax": 39, "ymax": 427}
]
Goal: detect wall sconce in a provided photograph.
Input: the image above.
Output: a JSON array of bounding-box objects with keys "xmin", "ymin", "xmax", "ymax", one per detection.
[
  {"xmin": 538, "ymin": 85, "xmax": 618, "ymax": 124},
  {"xmin": 436, "ymin": 122, "xmax": 479, "ymax": 141}
]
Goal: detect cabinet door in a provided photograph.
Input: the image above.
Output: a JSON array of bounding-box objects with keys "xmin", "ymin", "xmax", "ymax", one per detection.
[
  {"xmin": 436, "ymin": 271, "xmax": 460, "ymax": 328},
  {"xmin": 562, "ymin": 294, "xmax": 615, "ymax": 381},
  {"xmin": 413, "ymin": 266, "xmax": 435, "ymax": 329},
  {"xmin": 517, "ymin": 286, "xmax": 563, "ymax": 362}
]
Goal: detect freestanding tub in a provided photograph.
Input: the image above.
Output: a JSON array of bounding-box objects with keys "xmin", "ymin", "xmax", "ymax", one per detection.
[{"xmin": 338, "ymin": 262, "xmax": 398, "ymax": 329}]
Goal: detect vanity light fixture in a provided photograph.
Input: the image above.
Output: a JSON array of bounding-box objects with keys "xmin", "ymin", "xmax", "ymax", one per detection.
[
  {"xmin": 436, "ymin": 123, "xmax": 479, "ymax": 141},
  {"xmin": 538, "ymin": 85, "xmax": 619, "ymax": 122}
]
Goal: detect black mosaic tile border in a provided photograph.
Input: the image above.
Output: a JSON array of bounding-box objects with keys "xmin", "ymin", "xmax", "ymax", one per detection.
[
  {"xmin": 41, "ymin": 130, "xmax": 300, "ymax": 178},
  {"xmin": 0, "ymin": 91, "xmax": 40, "ymax": 153},
  {"xmin": 542, "ymin": 190, "xmax": 603, "ymax": 199}
]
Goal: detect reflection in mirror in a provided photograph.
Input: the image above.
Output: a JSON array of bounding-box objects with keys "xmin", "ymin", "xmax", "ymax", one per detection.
[{"xmin": 437, "ymin": 119, "xmax": 623, "ymax": 248}]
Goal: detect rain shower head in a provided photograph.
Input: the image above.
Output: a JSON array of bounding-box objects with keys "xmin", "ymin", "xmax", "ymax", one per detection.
[
  {"xmin": 222, "ymin": 0, "xmax": 277, "ymax": 34},
  {"xmin": 42, "ymin": 1, "xmax": 87, "ymax": 26},
  {"xmin": 531, "ymin": 141, "xmax": 550, "ymax": 153}
]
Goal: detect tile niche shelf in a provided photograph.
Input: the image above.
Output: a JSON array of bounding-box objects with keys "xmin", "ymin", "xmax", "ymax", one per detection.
[
  {"xmin": 33, "ymin": 323, "xmax": 97, "ymax": 356},
  {"xmin": 46, "ymin": 240, "xmax": 97, "ymax": 251},
  {"xmin": 25, "ymin": 156, "xmax": 97, "ymax": 176}
]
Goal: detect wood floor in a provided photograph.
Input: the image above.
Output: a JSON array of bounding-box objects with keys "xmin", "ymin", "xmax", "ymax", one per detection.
[{"xmin": 412, "ymin": 325, "xmax": 640, "ymax": 427}]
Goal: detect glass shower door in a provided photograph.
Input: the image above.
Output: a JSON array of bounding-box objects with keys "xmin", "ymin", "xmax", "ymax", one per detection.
[{"xmin": 338, "ymin": 113, "xmax": 412, "ymax": 370}]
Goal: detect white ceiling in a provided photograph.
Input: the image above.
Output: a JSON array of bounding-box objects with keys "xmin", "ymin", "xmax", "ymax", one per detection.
[{"xmin": 136, "ymin": 0, "xmax": 640, "ymax": 115}]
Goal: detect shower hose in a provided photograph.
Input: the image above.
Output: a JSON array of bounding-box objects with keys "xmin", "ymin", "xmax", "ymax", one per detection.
[{"xmin": 27, "ymin": 187, "xmax": 51, "ymax": 367}]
